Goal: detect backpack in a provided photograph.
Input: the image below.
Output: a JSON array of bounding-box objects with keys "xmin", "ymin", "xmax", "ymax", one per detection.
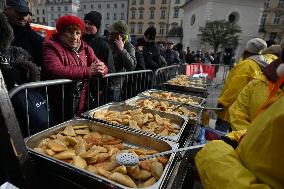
[{"xmin": 11, "ymin": 89, "xmax": 55, "ymax": 137}]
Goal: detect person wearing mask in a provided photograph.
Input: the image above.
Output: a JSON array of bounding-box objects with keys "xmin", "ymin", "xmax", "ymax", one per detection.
[
  {"xmin": 3, "ymin": 0, "xmax": 44, "ymax": 67},
  {"xmin": 42, "ymin": 15, "xmax": 108, "ymax": 118},
  {"xmin": 108, "ymin": 21, "xmax": 136, "ymax": 72},
  {"xmin": 229, "ymin": 43, "xmax": 284, "ymax": 131},
  {"xmin": 83, "ymin": 11, "xmax": 115, "ymax": 73},
  {"xmin": 143, "ymin": 26, "xmax": 164, "ymax": 71},
  {"xmin": 163, "ymin": 41, "xmax": 181, "ymax": 65},
  {"xmin": 216, "ymin": 38, "xmax": 278, "ymax": 132},
  {"xmin": 195, "ymin": 46, "xmax": 284, "ymax": 189}
]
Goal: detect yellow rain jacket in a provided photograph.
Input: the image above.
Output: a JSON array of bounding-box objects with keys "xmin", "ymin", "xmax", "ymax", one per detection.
[
  {"xmin": 196, "ymin": 91, "xmax": 284, "ymax": 189},
  {"xmin": 217, "ymin": 54, "xmax": 278, "ymax": 122},
  {"xmin": 229, "ymin": 74, "xmax": 272, "ymax": 130}
]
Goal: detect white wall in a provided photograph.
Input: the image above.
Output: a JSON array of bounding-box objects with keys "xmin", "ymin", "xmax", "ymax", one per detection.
[{"xmin": 182, "ymin": 0, "xmax": 264, "ymax": 58}]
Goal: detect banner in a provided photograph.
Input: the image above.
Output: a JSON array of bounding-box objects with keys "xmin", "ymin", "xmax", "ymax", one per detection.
[{"xmin": 186, "ymin": 63, "xmax": 215, "ymax": 80}]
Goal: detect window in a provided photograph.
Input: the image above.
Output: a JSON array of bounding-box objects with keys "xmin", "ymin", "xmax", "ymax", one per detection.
[
  {"xmin": 131, "ymin": 10, "xmax": 136, "ymax": 19},
  {"xmin": 43, "ymin": 17, "xmax": 45, "ymax": 23},
  {"xmin": 58, "ymin": 6, "xmax": 61, "ymax": 11},
  {"xmin": 173, "ymin": 8, "xmax": 179, "ymax": 18},
  {"xmin": 131, "ymin": 0, "xmax": 136, "ymax": 5},
  {"xmin": 43, "ymin": 9, "xmax": 45, "ymax": 14},
  {"xmin": 140, "ymin": 0, "xmax": 144, "ymax": 4},
  {"xmin": 51, "ymin": 14, "xmax": 54, "ymax": 19},
  {"xmin": 121, "ymin": 12, "xmax": 124, "ymax": 20},
  {"xmin": 161, "ymin": 10, "xmax": 165, "ymax": 19},
  {"xmin": 107, "ymin": 4, "xmax": 110, "ymax": 8},
  {"xmin": 83, "ymin": 5, "xmax": 86, "ymax": 9},
  {"xmin": 91, "ymin": 4, "xmax": 93, "ymax": 9},
  {"xmin": 175, "ymin": 0, "xmax": 180, "ymax": 4},
  {"xmin": 162, "ymin": 0, "xmax": 166, "ymax": 4},
  {"xmin": 270, "ymin": 32, "xmax": 277, "ymax": 41},
  {"xmin": 274, "ymin": 13, "xmax": 281, "ymax": 24},
  {"xmin": 107, "ymin": 13, "xmax": 110, "ymax": 20},
  {"xmin": 130, "ymin": 24, "xmax": 135, "ymax": 33},
  {"xmin": 159, "ymin": 23, "xmax": 165, "ymax": 34},
  {"xmin": 64, "ymin": 6, "xmax": 68, "ymax": 11},
  {"xmin": 98, "ymin": 4, "xmax": 101, "ymax": 9},
  {"xmin": 36, "ymin": 9, "xmax": 39, "ymax": 14},
  {"xmin": 279, "ymin": 0, "xmax": 284, "ymax": 7},
  {"xmin": 139, "ymin": 10, "xmax": 143, "ymax": 19},
  {"xmin": 121, "ymin": 3, "xmax": 124, "ymax": 8},
  {"xmin": 148, "ymin": 22, "xmax": 154, "ymax": 27},
  {"xmin": 114, "ymin": 4, "xmax": 117, "ymax": 8},
  {"xmin": 191, "ymin": 14, "xmax": 195, "ymax": 25},
  {"xmin": 51, "ymin": 6, "xmax": 54, "ymax": 11},
  {"xmin": 264, "ymin": 0, "xmax": 270, "ymax": 8},
  {"xmin": 114, "ymin": 13, "xmax": 117, "ymax": 20},
  {"xmin": 261, "ymin": 14, "xmax": 267, "ymax": 25},
  {"xmin": 138, "ymin": 23, "xmax": 143, "ymax": 33},
  {"xmin": 150, "ymin": 0, "xmax": 155, "ymax": 4},
  {"xmin": 150, "ymin": 10, "xmax": 154, "ymax": 19}
]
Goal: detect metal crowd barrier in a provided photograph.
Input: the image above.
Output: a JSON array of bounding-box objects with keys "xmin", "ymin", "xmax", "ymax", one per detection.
[
  {"xmin": 153, "ymin": 64, "xmax": 180, "ymax": 88},
  {"xmin": 8, "ymin": 70, "xmax": 153, "ymax": 137}
]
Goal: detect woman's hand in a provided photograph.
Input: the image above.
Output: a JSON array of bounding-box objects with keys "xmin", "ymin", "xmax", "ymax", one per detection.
[
  {"xmin": 90, "ymin": 61, "xmax": 108, "ymax": 76},
  {"xmin": 114, "ymin": 35, "xmax": 124, "ymax": 51}
]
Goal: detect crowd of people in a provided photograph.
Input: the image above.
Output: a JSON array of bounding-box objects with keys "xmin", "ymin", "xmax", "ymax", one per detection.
[{"xmin": 1, "ymin": 0, "xmax": 284, "ymax": 188}]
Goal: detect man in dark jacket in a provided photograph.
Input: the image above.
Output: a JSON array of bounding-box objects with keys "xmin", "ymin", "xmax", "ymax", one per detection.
[
  {"xmin": 83, "ymin": 11, "xmax": 115, "ymax": 73},
  {"xmin": 163, "ymin": 41, "xmax": 181, "ymax": 65},
  {"xmin": 4, "ymin": 0, "xmax": 44, "ymax": 67},
  {"xmin": 143, "ymin": 26, "xmax": 164, "ymax": 71}
]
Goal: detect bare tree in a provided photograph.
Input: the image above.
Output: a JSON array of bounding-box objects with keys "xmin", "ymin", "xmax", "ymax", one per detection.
[{"xmin": 198, "ymin": 20, "xmax": 241, "ymax": 53}]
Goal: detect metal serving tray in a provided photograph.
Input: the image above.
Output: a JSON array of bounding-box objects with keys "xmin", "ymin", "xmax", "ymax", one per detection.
[
  {"xmin": 124, "ymin": 96, "xmax": 202, "ymax": 124},
  {"xmin": 163, "ymin": 83, "xmax": 207, "ymax": 94},
  {"xmin": 81, "ymin": 102, "xmax": 189, "ymax": 143},
  {"xmin": 138, "ymin": 89, "xmax": 206, "ymax": 106},
  {"xmin": 26, "ymin": 119, "xmax": 178, "ymax": 189}
]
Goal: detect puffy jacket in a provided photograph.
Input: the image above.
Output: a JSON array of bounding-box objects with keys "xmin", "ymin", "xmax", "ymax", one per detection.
[
  {"xmin": 195, "ymin": 92, "xmax": 284, "ymax": 189},
  {"xmin": 217, "ymin": 54, "xmax": 278, "ymax": 122},
  {"xmin": 229, "ymin": 74, "xmax": 273, "ymax": 130},
  {"xmin": 109, "ymin": 41, "xmax": 136, "ymax": 72},
  {"xmin": 42, "ymin": 35, "xmax": 101, "ymax": 80}
]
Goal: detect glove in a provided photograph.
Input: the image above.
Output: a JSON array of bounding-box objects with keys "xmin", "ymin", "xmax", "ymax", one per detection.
[{"xmin": 221, "ymin": 135, "xmax": 239, "ymax": 149}]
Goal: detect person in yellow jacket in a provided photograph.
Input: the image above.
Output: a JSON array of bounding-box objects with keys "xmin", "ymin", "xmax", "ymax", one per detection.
[
  {"xmin": 229, "ymin": 44, "xmax": 284, "ymax": 130},
  {"xmin": 195, "ymin": 48, "xmax": 284, "ymax": 189},
  {"xmin": 216, "ymin": 38, "xmax": 278, "ymax": 131}
]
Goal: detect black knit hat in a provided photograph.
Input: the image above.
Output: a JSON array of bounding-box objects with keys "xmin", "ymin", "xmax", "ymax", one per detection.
[
  {"xmin": 144, "ymin": 26, "xmax": 156, "ymax": 40},
  {"xmin": 84, "ymin": 11, "xmax": 102, "ymax": 30}
]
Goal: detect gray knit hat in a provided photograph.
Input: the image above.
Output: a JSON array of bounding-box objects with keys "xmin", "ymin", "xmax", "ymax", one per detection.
[{"xmin": 245, "ymin": 38, "xmax": 267, "ymax": 54}]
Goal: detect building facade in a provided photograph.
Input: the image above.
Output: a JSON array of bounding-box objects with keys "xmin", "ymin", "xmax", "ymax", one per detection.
[
  {"xmin": 29, "ymin": 0, "xmax": 79, "ymax": 27},
  {"xmin": 0, "ymin": 0, "xmax": 5, "ymax": 12},
  {"xmin": 182, "ymin": 0, "xmax": 264, "ymax": 59},
  {"xmin": 78, "ymin": 0, "xmax": 128, "ymax": 35},
  {"xmin": 259, "ymin": 0, "xmax": 284, "ymax": 43},
  {"xmin": 128, "ymin": 0, "xmax": 171, "ymax": 42}
]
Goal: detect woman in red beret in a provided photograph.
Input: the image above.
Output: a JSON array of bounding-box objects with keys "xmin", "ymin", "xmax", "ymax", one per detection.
[{"xmin": 42, "ymin": 15, "xmax": 108, "ymax": 118}]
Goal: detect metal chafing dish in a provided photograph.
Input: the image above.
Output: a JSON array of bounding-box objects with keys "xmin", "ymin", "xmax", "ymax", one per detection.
[
  {"xmin": 164, "ymin": 75, "xmax": 208, "ymax": 94},
  {"xmin": 81, "ymin": 102, "xmax": 190, "ymax": 143},
  {"xmin": 138, "ymin": 89, "xmax": 206, "ymax": 106},
  {"xmin": 124, "ymin": 96, "xmax": 202, "ymax": 124},
  {"xmin": 25, "ymin": 119, "xmax": 179, "ymax": 189}
]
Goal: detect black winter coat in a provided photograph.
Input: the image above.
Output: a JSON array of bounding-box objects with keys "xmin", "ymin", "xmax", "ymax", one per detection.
[
  {"xmin": 83, "ymin": 33, "xmax": 115, "ymax": 73},
  {"xmin": 11, "ymin": 23, "xmax": 44, "ymax": 67},
  {"xmin": 143, "ymin": 42, "xmax": 162, "ymax": 71}
]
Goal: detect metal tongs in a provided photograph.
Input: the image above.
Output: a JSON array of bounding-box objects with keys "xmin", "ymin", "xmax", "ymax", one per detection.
[{"xmin": 115, "ymin": 144, "xmax": 205, "ymax": 167}]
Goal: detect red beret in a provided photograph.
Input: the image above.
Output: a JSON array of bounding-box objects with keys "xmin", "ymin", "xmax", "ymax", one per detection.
[{"xmin": 56, "ymin": 15, "xmax": 85, "ymax": 32}]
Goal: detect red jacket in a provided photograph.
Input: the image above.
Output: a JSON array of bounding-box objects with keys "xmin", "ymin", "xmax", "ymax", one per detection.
[
  {"xmin": 42, "ymin": 35, "xmax": 99, "ymax": 79},
  {"xmin": 42, "ymin": 35, "xmax": 108, "ymax": 115}
]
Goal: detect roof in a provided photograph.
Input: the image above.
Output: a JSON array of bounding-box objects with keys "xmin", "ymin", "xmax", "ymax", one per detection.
[
  {"xmin": 180, "ymin": 0, "xmax": 193, "ymax": 8},
  {"xmin": 167, "ymin": 26, "xmax": 183, "ymax": 37}
]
